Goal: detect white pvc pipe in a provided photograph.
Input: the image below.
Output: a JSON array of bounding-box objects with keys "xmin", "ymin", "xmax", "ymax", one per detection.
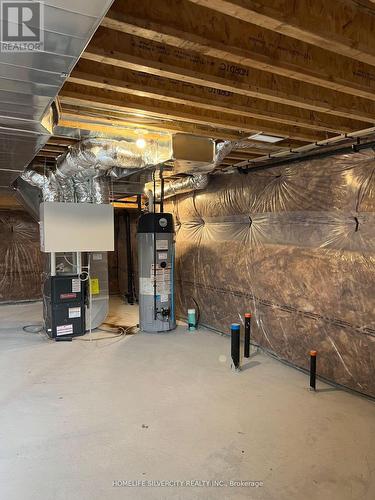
[
  {"xmin": 76, "ymin": 252, "xmax": 82, "ymax": 275},
  {"xmin": 50, "ymin": 252, "xmax": 56, "ymax": 276}
]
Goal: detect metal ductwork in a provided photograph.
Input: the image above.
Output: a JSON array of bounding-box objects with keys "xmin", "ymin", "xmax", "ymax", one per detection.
[
  {"xmin": 53, "ymin": 137, "xmax": 170, "ymax": 204},
  {"xmin": 147, "ymin": 137, "xmax": 237, "ymax": 200},
  {"xmin": 20, "ymin": 169, "xmax": 60, "ymax": 203},
  {"xmin": 18, "ymin": 136, "xmax": 173, "ymax": 210},
  {"xmin": 153, "ymin": 174, "xmax": 210, "ymax": 200},
  {"xmin": 57, "ymin": 138, "xmax": 165, "ymax": 176},
  {"xmin": 13, "ymin": 177, "xmax": 41, "ymax": 222},
  {"xmin": 0, "ymin": 1, "xmax": 115, "ymax": 193},
  {"xmin": 56, "ymin": 137, "xmax": 171, "ymax": 204}
]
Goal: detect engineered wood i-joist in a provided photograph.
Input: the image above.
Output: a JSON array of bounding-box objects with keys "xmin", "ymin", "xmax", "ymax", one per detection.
[
  {"xmin": 59, "ymin": 112, "xmax": 248, "ymax": 141},
  {"xmin": 102, "ymin": 0, "xmax": 375, "ymax": 100},
  {"xmin": 83, "ymin": 29, "xmax": 375, "ymax": 124},
  {"xmin": 189, "ymin": 0, "xmax": 375, "ymax": 66},
  {"xmin": 60, "ymin": 82, "xmax": 334, "ymax": 142},
  {"xmin": 70, "ymin": 61, "xmax": 370, "ymax": 133}
]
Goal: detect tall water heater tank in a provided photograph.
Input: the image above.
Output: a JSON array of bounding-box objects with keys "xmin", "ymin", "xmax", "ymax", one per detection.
[{"xmin": 137, "ymin": 213, "xmax": 176, "ymax": 332}]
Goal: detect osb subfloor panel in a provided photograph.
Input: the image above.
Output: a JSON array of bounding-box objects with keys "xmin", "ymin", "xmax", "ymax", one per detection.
[{"xmin": 0, "ymin": 298, "xmax": 374, "ymax": 500}]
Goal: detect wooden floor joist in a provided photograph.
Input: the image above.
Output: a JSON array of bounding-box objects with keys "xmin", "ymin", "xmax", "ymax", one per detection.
[
  {"xmin": 51, "ymin": 0, "xmax": 375, "ymax": 168},
  {"xmin": 83, "ymin": 29, "xmax": 375, "ymax": 124},
  {"xmin": 42, "ymin": 146, "xmax": 68, "ymax": 154},
  {"xmin": 34, "ymin": 151, "xmax": 61, "ymax": 159},
  {"xmin": 189, "ymin": 0, "xmax": 375, "ymax": 67},
  {"xmin": 60, "ymin": 108, "xmax": 307, "ymax": 151},
  {"xmin": 46, "ymin": 137, "xmax": 77, "ymax": 147},
  {"xmin": 70, "ymin": 62, "xmax": 370, "ymax": 134},
  {"xmin": 102, "ymin": 0, "xmax": 375, "ymax": 101},
  {"xmin": 59, "ymin": 111, "xmax": 248, "ymax": 142},
  {"xmin": 60, "ymin": 83, "xmax": 332, "ymax": 142}
]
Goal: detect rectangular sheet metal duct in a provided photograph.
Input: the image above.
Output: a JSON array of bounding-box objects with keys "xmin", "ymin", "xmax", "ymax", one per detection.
[{"xmin": 0, "ymin": 0, "xmax": 115, "ymax": 190}]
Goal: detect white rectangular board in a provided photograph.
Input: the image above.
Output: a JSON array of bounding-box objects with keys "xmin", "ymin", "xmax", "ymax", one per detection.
[{"xmin": 40, "ymin": 202, "xmax": 114, "ymax": 253}]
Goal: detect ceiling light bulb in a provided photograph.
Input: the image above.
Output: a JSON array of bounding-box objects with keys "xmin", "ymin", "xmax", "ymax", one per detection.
[{"xmin": 136, "ymin": 138, "xmax": 146, "ymax": 149}]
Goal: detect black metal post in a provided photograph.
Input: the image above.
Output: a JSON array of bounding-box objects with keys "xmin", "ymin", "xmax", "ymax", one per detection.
[
  {"xmin": 244, "ymin": 313, "xmax": 251, "ymax": 358},
  {"xmin": 160, "ymin": 166, "xmax": 165, "ymax": 213},
  {"xmin": 310, "ymin": 350, "xmax": 317, "ymax": 391},
  {"xmin": 231, "ymin": 323, "xmax": 241, "ymax": 372},
  {"xmin": 124, "ymin": 211, "xmax": 135, "ymax": 305}
]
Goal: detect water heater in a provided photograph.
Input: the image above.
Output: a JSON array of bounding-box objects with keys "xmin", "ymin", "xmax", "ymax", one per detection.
[{"xmin": 137, "ymin": 213, "xmax": 176, "ymax": 333}]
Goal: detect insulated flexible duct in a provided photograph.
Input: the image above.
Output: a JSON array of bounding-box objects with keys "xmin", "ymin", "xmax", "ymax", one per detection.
[
  {"xmin": 57, "ymin": 138, "xmax": 164, "ymax": 177},
  {"xmin": 149, "ymin": 140, "xmax": 237, "ymax": 200},
  {"xmin": 20, "ymin": 170, "xmax": 61, "ymax": 202},
  {"xmin": 21, "ymin": 137, "xmax": 172, "ymax": 205},
  {"xmin": 153, "ymin": 174, "xmax": 209, "ymax": 199}
]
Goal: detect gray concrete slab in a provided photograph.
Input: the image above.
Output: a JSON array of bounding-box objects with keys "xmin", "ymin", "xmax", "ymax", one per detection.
[{"xmin": 0, "ymin": 298, "xmax": 374, "ymax": 500}]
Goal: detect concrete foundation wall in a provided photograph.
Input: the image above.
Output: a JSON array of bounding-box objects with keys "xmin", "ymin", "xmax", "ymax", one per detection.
[
  {"xmin": 0, "ymin": 210, "xmax": 43, "ymax": 302},
  {"xmin": 168, "ymin": 150, "xmax": 375, "ymax": 397}
]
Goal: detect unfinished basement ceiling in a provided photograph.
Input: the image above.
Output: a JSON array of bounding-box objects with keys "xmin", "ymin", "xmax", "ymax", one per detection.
[
  {"xmin": 29, "ymin": 0, "xmax": 374, "ymax": 172},
  {"xmin": 0, "ymin": 0, "xmax": 114, "ymax": 191}
]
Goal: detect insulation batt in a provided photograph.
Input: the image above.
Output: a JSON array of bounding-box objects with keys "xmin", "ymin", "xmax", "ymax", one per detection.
[
  {"xmin": 0, "ymin": 211, "xmax": 43, "ymax": 302},
  {"xmin": 166, "ymin": 150, "xmax": 375, "ymax": 397}
]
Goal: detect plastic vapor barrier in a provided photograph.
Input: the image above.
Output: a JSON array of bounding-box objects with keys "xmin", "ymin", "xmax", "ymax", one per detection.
[{"xmin": 167, "ymin": 150, "xmax": 375, "ymax": 397}]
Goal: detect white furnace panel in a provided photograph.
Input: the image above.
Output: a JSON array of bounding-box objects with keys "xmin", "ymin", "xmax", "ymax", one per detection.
[{"xmin": 40, "ymin": 202, "xmax": 114, "ymax": 253}]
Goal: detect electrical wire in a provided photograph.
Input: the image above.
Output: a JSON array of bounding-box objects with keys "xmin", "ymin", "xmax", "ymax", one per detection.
[
  {"xmin": 63, "ymin": 255, "xmax": 76, "ymax": 268},
  {"xmin": 74, "ymin": 324, "xmax": 139, "ymax": 341},
  {"xmin": 22, "ymin": 325, "xmax": 44, "ymax": 334},
  {"xmin": 63, "ymin": 254, "xmax": 90, "ymax": 281}
]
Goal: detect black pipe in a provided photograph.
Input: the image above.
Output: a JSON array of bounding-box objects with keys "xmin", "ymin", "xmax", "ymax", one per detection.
[
  {"xmin": 124, "ymin": 211, "xmax": 135, "ymax": 305},
  {"xmin": 244, "ymin": 313, "xmax": 251, "ymax": 358},
  {"xmin": 231, "ymin": 323, "xmax": 241, "ymax": 371},
  {"xmin": 310, "ymin": 350, "xmax": 317, "ymax": 391},
  {"xmin": 153, "ymin": 172, "xmax": 157, "ymax": 320},
  {"xmin": 160, "ymin": 166, "xmax": 165, "ymax": 213},
  {"xmin": 238, "ymin": 138, "xmax": 375, "ymax": 174}
]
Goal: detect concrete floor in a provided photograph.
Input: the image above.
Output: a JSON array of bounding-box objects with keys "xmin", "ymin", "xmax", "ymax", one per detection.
[{"xmin": 0, "ymin": 298, "xmax": 375, "ymax": 500}]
